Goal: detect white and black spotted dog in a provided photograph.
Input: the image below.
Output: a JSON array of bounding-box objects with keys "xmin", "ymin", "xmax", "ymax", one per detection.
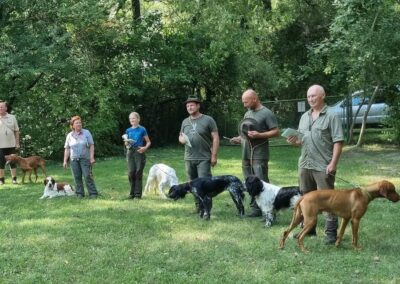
[
  {"xmin": 40, "ymin": 176, "xmax": 75, "ymax": 199},
  {"xmin": 168, "ymin": 175, "xmax": 245, "ymax": 220},
  {"xmin": 245, "ymin": 175, "xmax": 301, "ymax": 227},
  {"xmin": 144, "ymin": 164, "xmax": 179, "ymax": 199}
]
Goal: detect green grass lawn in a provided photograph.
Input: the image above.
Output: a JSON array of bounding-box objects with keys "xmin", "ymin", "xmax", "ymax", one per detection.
[{"xmin": 1, "ymin": 145, "xmax": 400, "ymax": 283}]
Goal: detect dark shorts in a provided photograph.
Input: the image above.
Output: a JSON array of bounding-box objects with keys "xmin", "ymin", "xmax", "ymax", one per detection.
[{"xmin": 0, "ymin": 148, "xmax": 17, "ymax": 169}]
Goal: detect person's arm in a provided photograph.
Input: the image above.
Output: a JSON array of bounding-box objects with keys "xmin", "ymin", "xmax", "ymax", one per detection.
[
  {"xmin": 210, "ymin": 131, "xmax": 219, "ymax": 167},
  {"xmin": 326, "ymin": 141, "xmax": 343, "ymax": 174},
  {"xmin": 247, "ymin": 127, "xmax": 280, "ymax": 139},
  {"xmin": 14, "ymin": 130, "xmax": 20, "ymax": 149},
  {"xmin": 138, "ymin": 135, "xmax": 151, "ymax": 153},
  {"xmin": 63, "ymin": 148, "xmax": 70, "ymax": 169},
  {"xmin": 89, "ymin": 144, "xmax": 95, "ymax": 165}
]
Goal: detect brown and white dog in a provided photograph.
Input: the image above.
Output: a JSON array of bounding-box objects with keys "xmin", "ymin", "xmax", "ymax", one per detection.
[
  {"xmin": 40, "ymin": 176, "xmax": 75, "ymax": 199},
  {"xmin": 5, "ymin": 154, "xmax": 47, "ymax": 184}
]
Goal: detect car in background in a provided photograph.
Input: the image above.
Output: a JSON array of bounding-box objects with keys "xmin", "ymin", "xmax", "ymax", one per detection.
[{"xmin": 330, "ymin": 90, "xmax": 389, "ymax": 125}]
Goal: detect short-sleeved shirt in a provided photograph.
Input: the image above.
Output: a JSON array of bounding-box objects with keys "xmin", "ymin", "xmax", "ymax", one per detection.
[
  {"xmin": 125, "ymin": 126, "xmax": 148, "ymax": 148},
  {"xmin": 180, "ymin": 114, "xmax": 218, "ymax": 161},
  {"xmin": 298, "ymin": 105, "xmax": 344, "ymax": 171},
  {"xmin": 241, "ymin": 106, "xmax": 278, "ymax": 160},
  {"xmin": 64, "ymin": 129, "xmax": 94, "ymax": 160},
  {"xmin": 0, "ymin": 113, "xmax": 19, "ymax": 148}
]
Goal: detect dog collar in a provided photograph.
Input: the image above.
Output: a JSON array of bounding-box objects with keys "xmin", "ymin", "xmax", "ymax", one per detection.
[{"xmin": 361, "ymin": 188, "xmax": 372, "ymax": 202}]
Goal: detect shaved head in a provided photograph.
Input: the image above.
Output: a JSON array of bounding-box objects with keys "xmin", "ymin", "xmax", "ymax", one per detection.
[{"xmin": 242, "ymin": 89, "xmax": 260, "ymax": 110}]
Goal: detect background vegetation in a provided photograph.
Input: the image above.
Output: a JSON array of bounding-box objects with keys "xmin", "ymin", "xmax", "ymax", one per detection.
[
  {"xmin": 1, "ymin": 145, "xmax": 400, "ymax": 283},
  {"xmin": 1, "ymin": 0, "xmax": 400, "ymax": 158}
]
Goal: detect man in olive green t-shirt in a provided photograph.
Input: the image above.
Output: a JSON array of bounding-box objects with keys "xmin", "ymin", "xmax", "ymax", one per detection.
[
  {"xmin": 179, "ymin": 96, "xmax": 220, "ymax": 213},
  {"xmin": 230, "ymin": 89, "xmax": 280, "ymax": 217}
]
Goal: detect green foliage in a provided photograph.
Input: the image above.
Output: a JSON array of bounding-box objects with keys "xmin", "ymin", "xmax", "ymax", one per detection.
[{"xmin": 1, "ymin": 0, "xmax": 400, "ymax": 157}]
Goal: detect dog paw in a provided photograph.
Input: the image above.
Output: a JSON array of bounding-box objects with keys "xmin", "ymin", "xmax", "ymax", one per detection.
[{"xmin": 265, "ymin": 220, "xmax": 272, "ymax": 227}]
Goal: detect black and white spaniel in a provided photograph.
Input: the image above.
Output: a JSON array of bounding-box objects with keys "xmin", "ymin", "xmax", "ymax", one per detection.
[
  {"xmin": 144, "ymin": 164, "xmax": 179, "ymax": 199},
  {"xmin": 245, "ymin": 175, "xmax": 301, "ymax": 227},
  {"xmin": 168, "ymin": 175, "xmax": 245, "ymax": 220},
  {"xmin": 40, "ymin": 176, "xmax": 75, "ymax": 199}
]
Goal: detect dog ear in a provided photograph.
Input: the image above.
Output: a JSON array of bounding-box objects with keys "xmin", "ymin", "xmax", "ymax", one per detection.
[
  {"xmin": 44, "ymin": 179, "xmax": 48, "ymax": 185},
  {"xmin": 379, "ymin": 180, "xmax": 393, "ymax": 197}
]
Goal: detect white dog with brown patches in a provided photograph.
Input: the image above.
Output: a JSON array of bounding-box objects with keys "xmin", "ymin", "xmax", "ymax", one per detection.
[
  {"xmin": 144, "ymin": 164, "xmax": 178, "ymax": 198},
  {"xmin": 40, "ymin": 176, "xmax": 75, "ymax": 199}
]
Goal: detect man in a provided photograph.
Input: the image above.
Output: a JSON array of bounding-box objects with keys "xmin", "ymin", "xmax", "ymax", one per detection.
[
  {"xmin": 230, "ymin": 89, "xmax": 280, "ymax": 217},
  {"xmin": 179, "ymin": 95, "xmax": 220, "ymax": 213},
  {"xmin": 287, "ymin": 84, "xmax": 344, "ymax": 244},
  {"xmin": 0, "ymin": 101, "xmax": 20, "ymax": 185}
]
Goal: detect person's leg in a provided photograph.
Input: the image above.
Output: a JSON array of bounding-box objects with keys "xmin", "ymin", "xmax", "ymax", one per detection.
[
  {"xmin": 70, "ymin": 159, "xmax": 84, "ymax": 197},
  {"xmin": 127, "ymin": 150, "xmax": 136, "ymax": 198},
  {"xmin": 296, "ymin": 168, "xmax": 318, "ymax": 236},
  {"xmin": 313, "ymin": 170, "xmax": 337, "ymax": 244},
  {"xmin": 185, "ymin": 160, "xmax": 200, "ymax": 213},
  {"xmin": 0, "ymin": 149, "xmax": 5, "ymax": 184},
  {"xmin": 81, "ymin": 158, "xmax": 98, "ymax": 197},
  {"xmin": 133, "ymin": 152, "xmax": 146, "ymax": 198}
]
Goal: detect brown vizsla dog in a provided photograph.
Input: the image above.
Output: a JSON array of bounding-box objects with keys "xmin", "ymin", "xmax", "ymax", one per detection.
[
  {"xmin": 5, "ymin": 154, "xmax": 47, "ymax": 184},
  {"xmin": 279, "ymin": 180, "xmax": 399, "ymax": 253}
]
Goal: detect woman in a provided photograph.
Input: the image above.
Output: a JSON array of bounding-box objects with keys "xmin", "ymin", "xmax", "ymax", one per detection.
[
  {"xmin": 124, "ymin": 112, "xmax": 151, "ymax": 199},
  {"xmin": 0, "ymin": 101, "xmax": 20, "ymax": 185},
  {"xmin": 63, "ymin": 116, "xmax": 98, "ymax": 198}
]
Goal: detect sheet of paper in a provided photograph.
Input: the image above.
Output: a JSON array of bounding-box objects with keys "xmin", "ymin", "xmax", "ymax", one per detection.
[
  {"xmin": 281, "ymin": 128, "xmax": 303, "ymax": 139},
  {"xmin": 182, "ymin": 133, "xmax": 192, "ymax": 148}
]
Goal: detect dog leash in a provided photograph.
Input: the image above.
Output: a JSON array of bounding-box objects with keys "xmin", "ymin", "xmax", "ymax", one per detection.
[{"xmin": 330, "ymin": 174, "xmax": 360, "ymax": 189}]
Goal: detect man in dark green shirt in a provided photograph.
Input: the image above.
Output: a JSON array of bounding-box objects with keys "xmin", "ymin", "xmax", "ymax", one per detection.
[
  {"xmin": 179, "ymin": 96, "xmax": 220, "ymax": 213},
  {"xmin": 231, "ymin": 89, "xmax": 280, "ymax": 217}
]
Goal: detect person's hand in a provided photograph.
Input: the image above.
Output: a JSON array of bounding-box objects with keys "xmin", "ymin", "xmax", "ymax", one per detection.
[
  {"xmin": 137, "ymin": 147, "xmax": 146, "ymax": 154},
  {"xmin": 229, "ymin": 136, "xmax": 241, "ymax": 144},
  {"xmin": 63, "ymin": 161, "xmax": 68, "ymax": 169},
  {"xmin": 178, "ymin": 134, "xmax": 186, "ymax": 145},
  {"xmin": 15, "ymin": 144, "xmax": 20, "ymax": 150},
  {"xmin": 286, "ymin": 135, "xmax": 300, "ymax": 145},
  {"xmin": 247, "ymin": 130, "xmax": 260, "ymax": 139},
  {"xmin": 211, "ymin": 156, "xmax": 217, "ymax": 167},
  {"xmin": 90, "ymin": 158, "xmax": 96, "ymax": 165},
  {"xmin": 326, "ymin": 163, "xmax": 336, "ymax": 175}
]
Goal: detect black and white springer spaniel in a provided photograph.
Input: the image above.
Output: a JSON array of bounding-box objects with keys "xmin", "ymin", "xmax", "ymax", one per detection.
[
  {"xmin": 168, "ymin": 175, "xmax": 245, "ymax": 220},
  {"xmin": 245, "ymin": 175, "xmax": 301, "ymax": 227}
]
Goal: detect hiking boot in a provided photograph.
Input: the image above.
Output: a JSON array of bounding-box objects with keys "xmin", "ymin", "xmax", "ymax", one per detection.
[{"xmin": 324, "ymin": 235, "xmax": 337, "ymax": 245}]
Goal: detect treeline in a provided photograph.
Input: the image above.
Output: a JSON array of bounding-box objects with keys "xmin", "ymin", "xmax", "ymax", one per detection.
[{"xmin": 1, "ymin": 0, "xmax": 400, "ymax": 158}]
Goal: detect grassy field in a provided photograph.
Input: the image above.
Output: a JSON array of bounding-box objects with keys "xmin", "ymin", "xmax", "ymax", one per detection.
[{"xmin": 1, "ymin": 144, "xmax": 400, "ymax": 283}]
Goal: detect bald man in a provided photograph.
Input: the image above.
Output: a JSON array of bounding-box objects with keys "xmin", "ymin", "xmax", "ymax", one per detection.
[
  {"xmin": 287, "ymin": 84, "xmax": 344, "ymax": 245},
  {"xmin": 231, "ymin": 89, "xmax": 280, "ymax": 217}
]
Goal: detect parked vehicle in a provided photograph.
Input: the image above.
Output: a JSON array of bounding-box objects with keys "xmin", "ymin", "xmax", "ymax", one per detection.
[{"xmin": 330, "ymin": 90, "xmax": 389, "ymax": 125}]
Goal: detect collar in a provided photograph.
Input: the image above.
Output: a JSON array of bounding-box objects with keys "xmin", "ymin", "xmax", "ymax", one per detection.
[
  {"xmin": 307, "ymin": 104, "xmax": 328, "ymax": 115},
  {"xmin": 361, "ymin": 188, "xmax": 373, "ymax": 202}
]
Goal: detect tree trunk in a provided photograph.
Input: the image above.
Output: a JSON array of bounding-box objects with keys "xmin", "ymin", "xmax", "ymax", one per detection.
[
  {"xmin": 356, "ymin": 85, "xmax": 380, "ymax": 147},
  {"xmin": 132, "ymin": 0, "xmax": 141, "ymax": 23}
]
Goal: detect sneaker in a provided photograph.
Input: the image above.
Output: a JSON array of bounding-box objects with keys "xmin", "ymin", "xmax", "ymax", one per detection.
[
  {"xmin": 89, "ymin": 195, "xmax": 98, "ymax": 199},
  {"xmin": 127, "ymin": 195, "xmax": 135, "ymax": 200},
  {"xmin": 76, "ymin": 195, "xmax": 84, "ymax": 199},
  {"xmin": 324, "ymin": 235, "xmax": 337, "ymax": 245}
]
